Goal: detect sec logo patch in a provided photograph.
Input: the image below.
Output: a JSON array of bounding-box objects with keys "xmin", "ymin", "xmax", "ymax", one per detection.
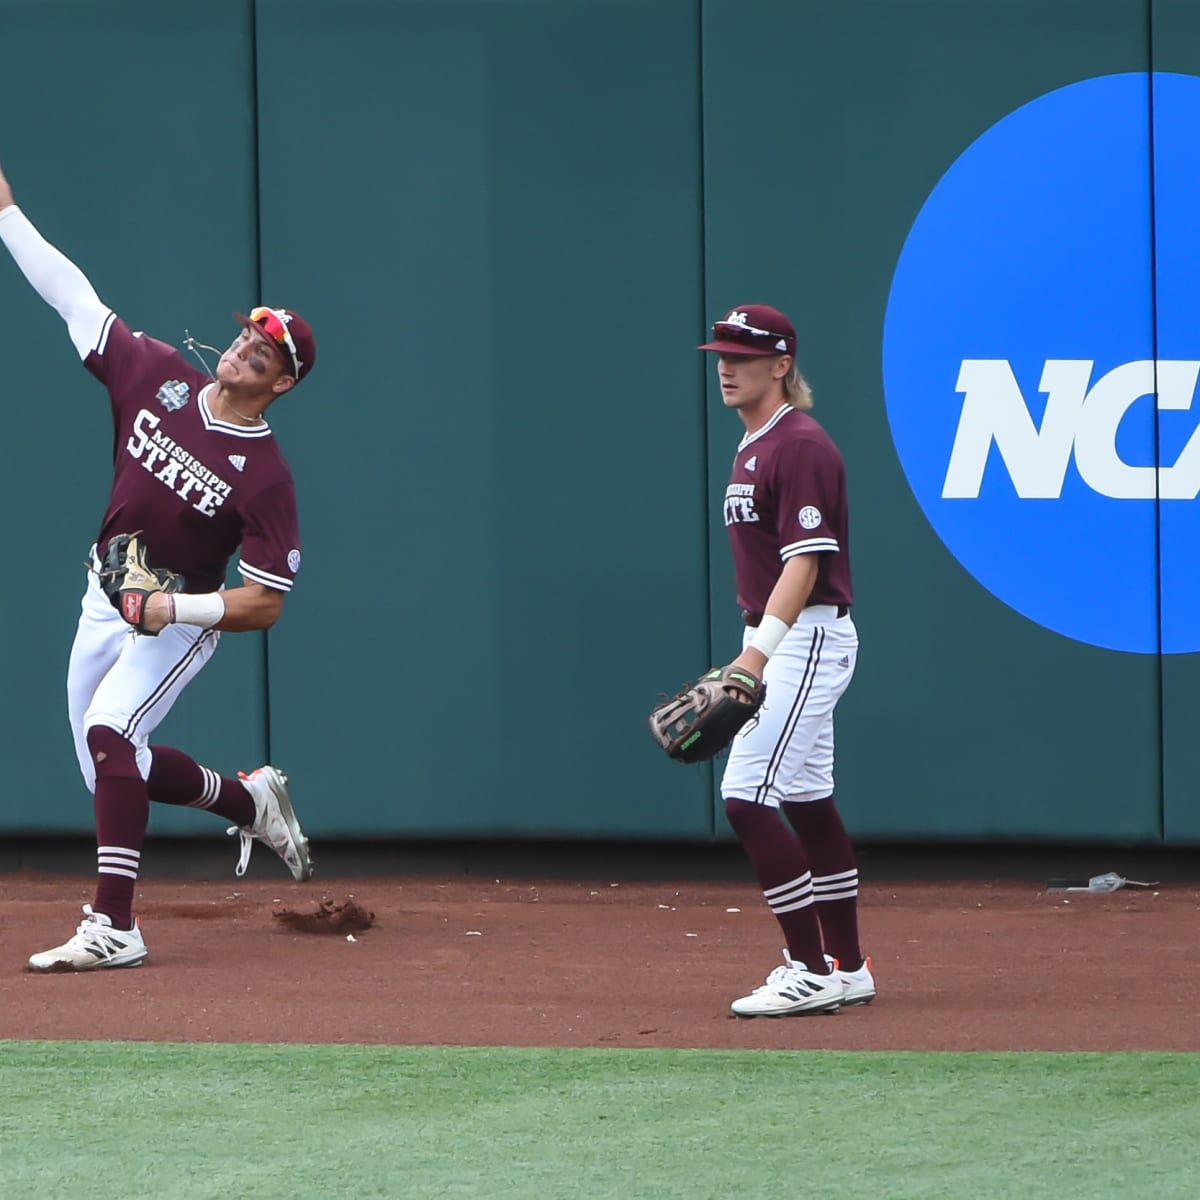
[{"xmin": 798, "ymin": 506, "xmax": 822, "ymax": 530}]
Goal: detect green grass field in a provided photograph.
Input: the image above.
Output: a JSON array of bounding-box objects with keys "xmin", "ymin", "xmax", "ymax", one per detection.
[{"xmin": 1, "ymin": 1042, "xmax": 1196, "ymax": 1199}]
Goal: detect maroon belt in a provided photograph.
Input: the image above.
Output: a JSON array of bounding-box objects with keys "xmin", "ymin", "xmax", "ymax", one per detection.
[{"xmin": 743, "ymin": 605, "xmax": 848, "ymax": 627}]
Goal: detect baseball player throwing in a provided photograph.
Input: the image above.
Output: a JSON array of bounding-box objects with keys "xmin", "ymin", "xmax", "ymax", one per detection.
[
  {"xmin": 699, "ymin": 305, "xmax": 875, "ymax": 1016},
  {"xmin": 0, "ymin": 158, "xmax": 315, "ymax": 972}
]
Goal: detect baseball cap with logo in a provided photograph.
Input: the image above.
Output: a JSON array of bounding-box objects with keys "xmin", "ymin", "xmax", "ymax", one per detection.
[
  {"xmin": 698, "ymin": 304, "xmax": 797, "ymax": 357},
  {"xmin": 233, "ymin": 306, "xmax": 317, "ymax": 382}
]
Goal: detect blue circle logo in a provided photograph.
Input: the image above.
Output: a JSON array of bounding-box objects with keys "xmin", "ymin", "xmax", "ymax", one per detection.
[{"xmin": 883, "ymin": 72, "xmax": 1200, "ymax": 654}]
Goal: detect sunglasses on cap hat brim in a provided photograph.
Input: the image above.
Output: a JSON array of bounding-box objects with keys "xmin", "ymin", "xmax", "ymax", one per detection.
[
  {"xmin": 232, "ymin": 307, "xmax": 303, "ymax": 378},
  {"xmin": 698, "ymin": 320, "xmax": 794, "ymax": 356}
]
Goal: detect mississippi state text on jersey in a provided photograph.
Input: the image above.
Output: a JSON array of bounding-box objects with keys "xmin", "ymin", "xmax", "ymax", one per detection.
[{"xmin": 87, "ymin": 316, "xmax": 300, "ymax": 595}]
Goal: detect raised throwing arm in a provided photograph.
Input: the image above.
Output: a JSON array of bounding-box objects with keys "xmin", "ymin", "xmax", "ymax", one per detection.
[{"xmin": 0, "ymin": 158, "xmax": 112, "ymax": 358}]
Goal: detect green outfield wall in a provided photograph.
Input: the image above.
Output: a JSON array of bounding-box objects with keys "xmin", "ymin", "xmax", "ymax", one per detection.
[{"xmin": 0, "ymin": 0, "xmax": 1195, "ymax": 846}]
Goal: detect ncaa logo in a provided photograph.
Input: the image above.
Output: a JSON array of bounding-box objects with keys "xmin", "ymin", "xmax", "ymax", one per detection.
[{"xmin": 883, "ymin": 73, "xmax": 1200, "ymax": 655}]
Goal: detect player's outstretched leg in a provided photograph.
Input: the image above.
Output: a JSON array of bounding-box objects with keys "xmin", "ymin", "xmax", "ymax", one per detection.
[
  {"xmin": 28, "ymin": 905, "xmax": 148, "ymax": 973},
  {"xmin": 230, "ymin": 766, "xmax": 314, "ymax": 881}
]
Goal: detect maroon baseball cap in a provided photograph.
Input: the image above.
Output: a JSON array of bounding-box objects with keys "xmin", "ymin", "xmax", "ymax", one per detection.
[
  {"xmin": 698, "ymin": 304, "xmax": 797, "ymax": 357},
  {"xmin": 233, "ymin": 306, "xmax": 317, "ymax": 382}
]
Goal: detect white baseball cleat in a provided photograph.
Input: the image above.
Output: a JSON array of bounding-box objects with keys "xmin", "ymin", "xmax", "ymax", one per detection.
[
  {"xmin": 27, "ymin": 905, "xmax": 148, "ymax": 973},
  {"xmin": 826, "ymin": 954, "xmax": 877, "ymax": 1006},
  {"xmin": 230, "ymin": 765, "xmax": 314, "ymax": 882},
  {"xmin": 730, "ymin": 949, "xmax": 844, "ymax": 1017}
]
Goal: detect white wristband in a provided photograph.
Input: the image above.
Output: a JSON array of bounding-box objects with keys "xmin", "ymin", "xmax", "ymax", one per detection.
[
  {"xmin": 168, "ymin": 592, "xmax": 225, "ymax": 629},
  {"xmin": 748, "ymin": 614, "xmax": 791, "ymax": 659}
]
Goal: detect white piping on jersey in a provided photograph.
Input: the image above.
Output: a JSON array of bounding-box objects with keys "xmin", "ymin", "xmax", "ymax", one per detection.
[
  {"xmin": 198, "ymin": 384, "xmax": 274, "ymax": 438},
  {"xmin": 95, "ymin": 310, "xmax": 117, "ymax": 356},
  {"xmin": 737, "ymin": 403, "xmax": 792, "ymax": 451},
  {"xmin": 781, "ymin": 536, "xmax": 839, "ymax": 559},
  {"xmin": 238, "ymin": 560, "xmax": 293, "ymax": 592}
]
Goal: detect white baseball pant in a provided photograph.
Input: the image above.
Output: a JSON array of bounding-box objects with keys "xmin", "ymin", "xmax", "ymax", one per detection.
[
  {"xmin": 721, "ymin": 605, "xmax": 858, "ymax": 807},
  {"xmin": 66, "ymin": 550, "xmax": 220, "ymax": 791}
]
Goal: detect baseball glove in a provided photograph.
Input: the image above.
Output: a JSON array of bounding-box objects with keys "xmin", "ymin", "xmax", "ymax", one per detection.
[
  {"xmin": 648, "ymin": 664, "xmax": 766, "ymax": 764},
  {"xmin": 97, "ymin": 532, "xmax": 186, "ymax": 635}
]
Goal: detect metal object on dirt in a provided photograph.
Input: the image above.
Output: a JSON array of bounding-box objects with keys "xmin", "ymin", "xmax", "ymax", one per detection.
[{"xmin": 1046, "ymin": 872, "xmax": 1160, "ymax": 893}]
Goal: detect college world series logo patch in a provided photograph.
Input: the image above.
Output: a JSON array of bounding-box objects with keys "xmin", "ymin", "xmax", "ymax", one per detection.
[
  {"xmin": 883, "ymin": 72, "xmax": 1200, "ymax": 654},
  {"xmin": 157, "ymin": 380, "xmax": 190, "ymax": 412}
]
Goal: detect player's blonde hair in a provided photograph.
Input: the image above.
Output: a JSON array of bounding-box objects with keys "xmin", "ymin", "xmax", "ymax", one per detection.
[{"xmin": 782, "ymin": 362, "xmax": 813, "ymax": 410}]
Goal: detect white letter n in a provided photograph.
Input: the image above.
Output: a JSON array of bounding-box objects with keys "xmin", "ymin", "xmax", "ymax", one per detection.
[{"xmin": 942, "ymin": 360, "xmax": 1093, "ymax": 499}]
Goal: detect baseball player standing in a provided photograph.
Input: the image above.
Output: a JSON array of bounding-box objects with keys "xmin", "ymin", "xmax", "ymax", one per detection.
[
  {"xmin": 0, "ymin": 158, "xmax": 315, "ymax": 972},
  {"xmin": 699, "ymin": 304, "xmax": 874, "ymax": 1016}
]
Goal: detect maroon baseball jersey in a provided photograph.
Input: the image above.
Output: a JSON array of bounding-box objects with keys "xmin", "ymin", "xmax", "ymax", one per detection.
[
  {"xmin": 84, "ymin": 315, "xmax": 301, "ymax": 595},
  {"xmin": 723, "ymin": 404, "xmax": 853, "ymax": 614}
]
